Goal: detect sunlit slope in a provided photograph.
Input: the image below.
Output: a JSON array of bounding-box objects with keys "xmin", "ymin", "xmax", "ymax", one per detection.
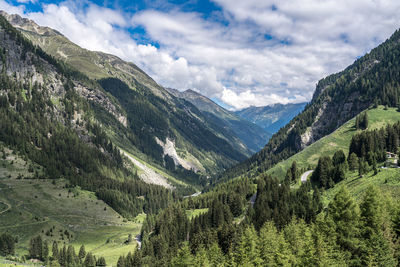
[{"xmin": 267, "ymin": 106, "xmax": 400, "ymax": 179}]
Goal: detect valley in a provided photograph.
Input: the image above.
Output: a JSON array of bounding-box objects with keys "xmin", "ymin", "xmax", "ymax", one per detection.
[{"xmin": 0, "ymin": 6, "xmax": 399, "ymax": 267}]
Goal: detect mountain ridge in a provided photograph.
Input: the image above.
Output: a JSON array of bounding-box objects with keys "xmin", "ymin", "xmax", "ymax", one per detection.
[
  {"xmin": 166, "ymin": 87, "xmax": 271, "ymax": 152},
  {"xmin": 222, "ymin": 27, "xmax": 400, "ymax": 180},
  {"xmin": 1, "ymin": 11, "xmax": 254, "ymax": 178},
  {"xmin": 235, "ymin": 102, "xmax": 307, "ymax": 134}
]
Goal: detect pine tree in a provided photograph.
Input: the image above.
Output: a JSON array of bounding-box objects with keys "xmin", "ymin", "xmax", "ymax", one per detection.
[
  {"xmin": 66, "ymin": 245, "xmax": 75, "ymax": 266},
  {"xmin": 0, "ymin": 233, "xmax": 15, "ymax": 256},
  {"xmin": 234, "ymin": 225, "xmax": 261, "ymax": 266},
  {"xmin": 359, "ymin": 187, "xmax": 396, "ymax": 266},
  {"xmin": 96, "ymin": 256, "xmax": 106, "ymax": 266},
  {"xmin": 84, "ymin": 252, "xmax": 95, "ymax": 267},
  {"xmin": 78, "ymin": 244, "xmax": 86, "ymax": 261},
  {"xmin": 325, "ymin": 187, "xmax": 361, "ymax": 264},
  {"xmin": 259, "ymin": 221, "xmax": 291, "ymax": 266},
  {"xmin": 284, "ymin": 219, "xmax": 316, "ymax": 266},
  {"xmin": 170, "ymin": 242, "xmax": 194, "ymax": 267},
  {"xmin": 194, "ymin": 246, "xmax": 210, "ymax": 267},
  {"xmin": 52, "ymin": 241, "xmax": 59, "ymax": 260},
  {"xmin": 207, "ymin": 242, "xmax": 225, "ymax": 267},
  {"xmin": 348, "ymin": 153, "xmax": 359, "ymax": 171},
  {"xmin": 117, "ymin": 256, "xmax": 125, "ymax": 267}
]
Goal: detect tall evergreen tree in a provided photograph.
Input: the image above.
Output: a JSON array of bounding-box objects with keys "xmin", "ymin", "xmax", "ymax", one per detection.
[{"xmin": 324, "ymin": 187, "xmax": 361, "ymax": 265}]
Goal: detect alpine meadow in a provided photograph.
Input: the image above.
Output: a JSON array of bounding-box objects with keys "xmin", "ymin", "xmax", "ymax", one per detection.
[{"xmin": 1, "ymin": 1, "xmax": 400, "ymax": 267}]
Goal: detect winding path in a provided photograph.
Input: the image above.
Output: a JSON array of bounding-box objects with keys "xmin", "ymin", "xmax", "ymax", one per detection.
[
  {"xmin": 0, "ymin": 200, "xmax": 10, "ymax": 215},
  {"xmin": 300, "ymin": 170, "xmax": 314, "ymax": 183}
]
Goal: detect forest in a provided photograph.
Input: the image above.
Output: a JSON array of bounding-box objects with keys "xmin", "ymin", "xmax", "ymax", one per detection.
[
  {"xmin": 113, "ymin": 117, "xmax": 400, "ymax": 266},
  {"xmin": 222, "ymin": 29, "xmax": 400, "ymax": 181},
  {"xmin": 1, "ymin": 9, "xmax": 400, "ymax": 267}
]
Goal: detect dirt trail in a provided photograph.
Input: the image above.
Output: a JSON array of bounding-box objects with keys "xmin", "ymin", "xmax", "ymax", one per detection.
[{"xmin": 0, "ymin": 200, "xmax": 11, "ymax": 215}]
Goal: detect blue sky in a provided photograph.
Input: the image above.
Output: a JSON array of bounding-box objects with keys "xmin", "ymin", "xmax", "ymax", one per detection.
[{"xmin": 2, "ymin": 0, "xmax": 400, "ymax": 109}]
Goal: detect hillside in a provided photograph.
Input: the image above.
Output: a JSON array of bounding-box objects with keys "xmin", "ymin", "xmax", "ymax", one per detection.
[
  {"xmin": 131, "ymin": 105, "xmax": 400, "ymax": 266},
  {"xmin": 0, "ymin": 167, "xmax": 142, "ymax": 265},
  {"xmin": 1, "ymin": 6, "xmax": 400, "ymax": 267},
  {"xmin": 1, "ymin": 11, "xmax": 251, "ymax": 180},
  {"xmin": 166, "ymin": 88, "xmax": 270, "ymax": 152},
  {"xmin": 267, "ymin": 106, "xmax": 400, "ymax": 179},
  {"xmin": 235, "ymin": 102, "xmax": 307, "ymax": 134},
  {"xmin": 0, "ymin": 13, "xmax": 177, "ymax": 265},
  {"xmin": 223, "ymin": 28, "xmax": 400, "ymax": 180}
]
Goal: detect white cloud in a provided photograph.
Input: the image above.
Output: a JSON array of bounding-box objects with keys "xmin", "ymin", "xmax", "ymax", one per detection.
[
  {"xmin": 1, "ymin": 0, "xmax": 400, "ymax": 109},
  {"xmin": 16, "ymin": 0, "xmax": 36, "ymax": 3},
  {"xmin": 221, "ymin": 88, "xmax": 308, "ymax": 110},
  {"xmin": 0, "ymin": 0, "xmax": 25, "ymax": 14},
  {"xmin": 129, "ymin": 2, "xmax": 400, "ymax": 108}
]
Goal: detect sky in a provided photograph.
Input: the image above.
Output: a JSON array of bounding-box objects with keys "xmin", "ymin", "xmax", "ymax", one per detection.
[{"xmin": 1, "ymin": 0, "xmax": 400, "ymax": 110}]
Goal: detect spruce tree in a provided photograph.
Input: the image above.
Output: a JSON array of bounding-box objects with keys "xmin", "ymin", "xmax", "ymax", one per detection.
[
  {"xmin": 170, "ymin": 242, "xmax": 194, "ymax": 267},
  {"xmin": 325, "ymin": 187, "xmax": 361, "ymax": 264},
  {"xmin": 259, "ymin": 221, "xmax": 291, "ymax": 266},
  {"xmin": 52, "ymin": 241, "xmax": 58, "ymax": 261},
  {"xmin": 78, "ymin": 244, "xmax": 86, "ymax": 261},
  {"xmin": 348, "ymin": 153, "xmax": 359, "ymax": 171}
]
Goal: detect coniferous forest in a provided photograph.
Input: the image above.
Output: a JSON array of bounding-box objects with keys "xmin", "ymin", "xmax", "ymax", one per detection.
[{"xmin": 1, "ymin": 6, "xmax": 400, "ymax": 267}]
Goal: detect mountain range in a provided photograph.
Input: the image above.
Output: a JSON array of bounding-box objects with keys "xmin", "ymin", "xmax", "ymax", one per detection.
[
  {"xmin": 223, "ymin": 27, "xmax": 400, "ymax": 180},
  {"xmin": 166, "ymin": 88, "xmax": 271, "ymax": 152},
  {"xmin": 1, "ymin": 10, "xmax": 400, "ymax": 267},
  {"xmin": 235, "ymin": 102, "xmax": 307, "ymax": 134},
  {"xmin": 0, "ymin": 11, "xmax": 256, "ymax": 179}
]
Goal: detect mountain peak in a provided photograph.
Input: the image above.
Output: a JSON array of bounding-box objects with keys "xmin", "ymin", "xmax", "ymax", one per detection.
[{"xmin": 0, "ymin": 11, "xmax": 63, "ymax": 37}]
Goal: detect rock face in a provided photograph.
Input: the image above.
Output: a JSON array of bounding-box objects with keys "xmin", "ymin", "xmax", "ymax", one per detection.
[
  {"xmin": 155, "ymin": 137, "xmax": 203, "ymax": 172},
  {"xmin": 121, "ymin": 150, "xmax": 173, "ymax": 189},
  {"xmin": 0, "ymin": 11, "xmax": 61, "ymax": 37},
  {"xmin": 74, "ymin": 83, "xmax": 127, "ymax": 127},
  {"xmin": 0, "ymin": 12, "xmax": 128, "ymax": 130}
]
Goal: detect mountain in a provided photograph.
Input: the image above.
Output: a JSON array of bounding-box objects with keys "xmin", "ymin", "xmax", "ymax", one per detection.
[
  {"xmin": 1, "ymin": 9, "xmax": 400, "ymax": 267},
  {"xmin": 235, "ymin": 102, "xmax": 307, "ymax": 134},
  {"xmin": 131, "ymin": 26, "xmax": 400, "ymax": 265},
  {"xmin": 0, "ymin": 11, "xmax": 254, "ymax": 180},
  {"xmin": 166, "ymin": 88, "xmax": 271, "ymax": 152},
  {"xmin": 223, "ymin": 27, "xmax": 400, "ymax": 180}
]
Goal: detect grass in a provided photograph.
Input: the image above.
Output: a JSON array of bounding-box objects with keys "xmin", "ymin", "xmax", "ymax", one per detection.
[
  {"xmin": 267, "ymin": 106, "xmax": 400, "ymax": 179},
  {"xmin": 0, "ymin": 147, "xmax": 43, "ymax": 180},
  {"xmin": 323, "ymin": 167, "xmax": 400, "ymax": 205},
  {"xmin": 0, "ymin": 177, "xmax": 141, "ymax": 266},
  {"xmin": 186, "ymin": 208, "xmax": 209, "ymax": 220}
]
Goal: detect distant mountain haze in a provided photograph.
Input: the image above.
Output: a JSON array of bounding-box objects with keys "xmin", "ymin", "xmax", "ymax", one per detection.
[
  {"xmin": 235, "ymin": 103, "xmax": 307, "ymax": 134},
  {"xmin": 166, "ymin": 88, "xmax": 271, "ymax": 153}
]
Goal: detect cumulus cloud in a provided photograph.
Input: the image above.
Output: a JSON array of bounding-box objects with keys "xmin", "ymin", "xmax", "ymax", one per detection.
[
  {"xmin": 221, "ymin": 88, "xmax": 308, "ymax": 110},
  {"xmin": 129, "ymin": 1, "xmax": 400, "ymax": 108},
  {"xmin": 1, "ymin": 0, "xmax": 400, "ymax": 109}
]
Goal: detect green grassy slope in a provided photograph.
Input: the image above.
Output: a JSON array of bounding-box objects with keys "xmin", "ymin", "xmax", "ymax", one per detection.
[
  {"xmin": 0, "ymin": 148, "xmax": 142, "ymax": 266},
  {"xmin": 267, "ymin": 106, "xmax": 400, "ymax": 179},
  {"xmin": 0, "ymin": 177, "xmax": 141, "ymax": 265},
  {"xmin": 323, "ymin": 168, "xmax": 400, "ymax": 205}
]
